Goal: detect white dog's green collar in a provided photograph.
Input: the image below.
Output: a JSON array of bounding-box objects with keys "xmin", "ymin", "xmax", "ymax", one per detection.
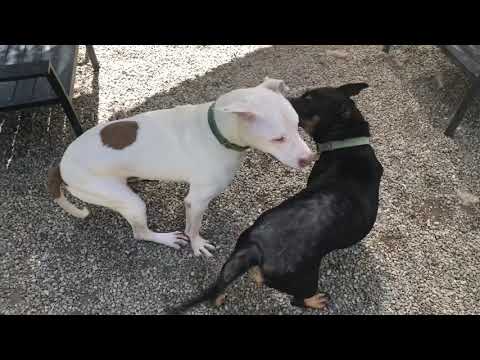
[{"xmin": 208, "ymin": 102, "xmax": 249, "ymax": 152}]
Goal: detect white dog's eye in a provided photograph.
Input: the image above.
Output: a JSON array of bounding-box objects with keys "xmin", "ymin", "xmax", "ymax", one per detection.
[{"xmin": 272, "ymin": 136, "xmax": 286, "ymax": 143}]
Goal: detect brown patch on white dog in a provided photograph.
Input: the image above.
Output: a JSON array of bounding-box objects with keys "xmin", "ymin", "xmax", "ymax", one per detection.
[{"xmin": 100, "ymin": 121, "xmax": 139, "ymax": 150}]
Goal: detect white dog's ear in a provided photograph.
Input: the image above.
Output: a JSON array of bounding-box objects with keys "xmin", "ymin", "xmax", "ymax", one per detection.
[
  {"xmin": 260, "ymin": 77, "xmax": 290, "ymax": 94},
  {"xmin": 220, "ymin": 103, "xmax": 256, "ymax": 121}
]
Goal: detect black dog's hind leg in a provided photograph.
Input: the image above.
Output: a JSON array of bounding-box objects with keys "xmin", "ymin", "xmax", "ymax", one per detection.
[{"xmin": 289, "ymin": 267, "xmax": 328, "ymax": 310}]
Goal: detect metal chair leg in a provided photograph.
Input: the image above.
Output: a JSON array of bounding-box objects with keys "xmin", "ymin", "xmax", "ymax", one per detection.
[
  {"xmin": 46, "ymin": 65, "xmax": 83, "ymax": 137},
  {"xmin": 86, "ymin": 45, "xmax": 100, "ymax": 71},
  {"xmin": 58, "ymin": 95, "xmax": 83, "ymax": 137},
  {"xmin": 445, "ymin": 80, "xmax": 480, "ymax": 137}
]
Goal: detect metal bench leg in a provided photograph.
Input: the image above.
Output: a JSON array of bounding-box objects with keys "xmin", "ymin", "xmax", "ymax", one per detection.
[
  {"xmin": 46, "ymin": 66, "xmax": 83, "ymax": 137},
  {"xmin": 383, "ymin": 45, "xmax": 392, "ymax": 53},
  {"xmin": 59, "ymin": 94, "xmax": 83, "ymax": 137},
  {"xmin": 445, "ymin": 79, "xmax": 480, "ymax": 137},
  {"xmin": 86, "ymin": 45, "xmax": 100, "ymax": 71}
]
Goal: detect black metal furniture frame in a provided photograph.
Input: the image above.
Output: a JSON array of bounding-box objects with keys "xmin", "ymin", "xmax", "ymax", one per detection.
[
  {"xmin": 0, "ymin": 45, "xmax": 99, "ymax": 137},
  {"xmin": 383, "ymin": 45, "xmax": 480, "ymax": 137}
]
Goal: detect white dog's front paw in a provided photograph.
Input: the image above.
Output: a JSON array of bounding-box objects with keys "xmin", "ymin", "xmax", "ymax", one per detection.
[
  {"xmin": 190, "ymin": 236, "xmax": 216, "ymax": 257},
  {"xmin": 138, "ymin": 231, "xmax": 189, "ymax": 250}
]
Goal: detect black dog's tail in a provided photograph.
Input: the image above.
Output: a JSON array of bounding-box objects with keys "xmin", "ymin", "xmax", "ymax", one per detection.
[{"xmin": 166, "ymin": 244, "xmax": 261, "ymax": 314}]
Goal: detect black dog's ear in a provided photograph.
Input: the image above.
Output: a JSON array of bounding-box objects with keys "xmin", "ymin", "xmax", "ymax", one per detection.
[
  {"xmin": 339, "ymin": 102, "xmax": 354, "ymax": 119},
  {"xmin": 337, "ymin": 83, "xmax": 369, "ymax": 97}
]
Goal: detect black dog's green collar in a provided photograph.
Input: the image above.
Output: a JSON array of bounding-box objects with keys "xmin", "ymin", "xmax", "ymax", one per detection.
[
  {"xmin": 316, "ymin": 137, "xmax": 370, "ymax": 153},
  {"xmin": 208, "ymin": 102, "xmax": 249, "ymax": 152}
]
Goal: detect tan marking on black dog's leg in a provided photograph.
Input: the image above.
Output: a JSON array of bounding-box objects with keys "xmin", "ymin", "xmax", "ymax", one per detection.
[
  {"xmin": 249, "ymin": 266, "xmax": 264, "ymax": 287},
  {"xmin": 214, "ymin": 294, "xmax": 226, "ymax": 307},
  {"xmin": 304, "ymin": 293, "xmax": 329, "ymax": 310}
]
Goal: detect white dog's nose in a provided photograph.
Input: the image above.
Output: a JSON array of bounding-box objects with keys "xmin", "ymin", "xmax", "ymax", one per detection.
[{"xmin": 298, "ymin": 153, "xmax": 316, "ymax": 168}]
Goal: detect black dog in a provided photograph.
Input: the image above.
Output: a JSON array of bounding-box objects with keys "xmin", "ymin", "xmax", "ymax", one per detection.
[{"xmin": 168, "ymin": 82, "xmax": 383, "ymax": 313}]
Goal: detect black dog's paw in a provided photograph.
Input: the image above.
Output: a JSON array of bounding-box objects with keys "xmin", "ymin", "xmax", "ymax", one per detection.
[{"xmin": 291, "ymin": 293, "xmax": 330, "ymax": 310}]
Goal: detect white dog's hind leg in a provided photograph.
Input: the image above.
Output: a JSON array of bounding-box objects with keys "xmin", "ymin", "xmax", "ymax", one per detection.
[
  {"xmin": 55, "ymin": 194, "xmax": 90, "ymax": 219},
  {"xmin": 69, "ymin": 179, "xmax": 189, "ymax": 250},
  {"xmin": 184, "ymin": 183, "xmax": 225, "ymax": 257}
]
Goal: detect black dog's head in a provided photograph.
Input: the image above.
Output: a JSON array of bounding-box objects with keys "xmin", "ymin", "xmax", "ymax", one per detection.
[{"xmin": 289, "ymin": 83, "xmax": 369, "ymax": 143}]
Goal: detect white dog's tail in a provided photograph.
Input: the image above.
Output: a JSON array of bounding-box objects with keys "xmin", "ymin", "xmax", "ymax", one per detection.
[{"xmin": 47, "ymin": 166, "xmax": 90, "ymax": 219}]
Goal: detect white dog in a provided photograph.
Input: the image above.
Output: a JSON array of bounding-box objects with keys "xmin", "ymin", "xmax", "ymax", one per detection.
[{"xmin": 47, "ymin": 78, "xmax": 315, "ymax": 257}]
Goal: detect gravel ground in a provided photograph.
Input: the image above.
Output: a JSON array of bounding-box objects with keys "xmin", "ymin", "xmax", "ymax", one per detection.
[{"xmin": 1, "ymin": 45, "xmax": 479, "ymax": 315}]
